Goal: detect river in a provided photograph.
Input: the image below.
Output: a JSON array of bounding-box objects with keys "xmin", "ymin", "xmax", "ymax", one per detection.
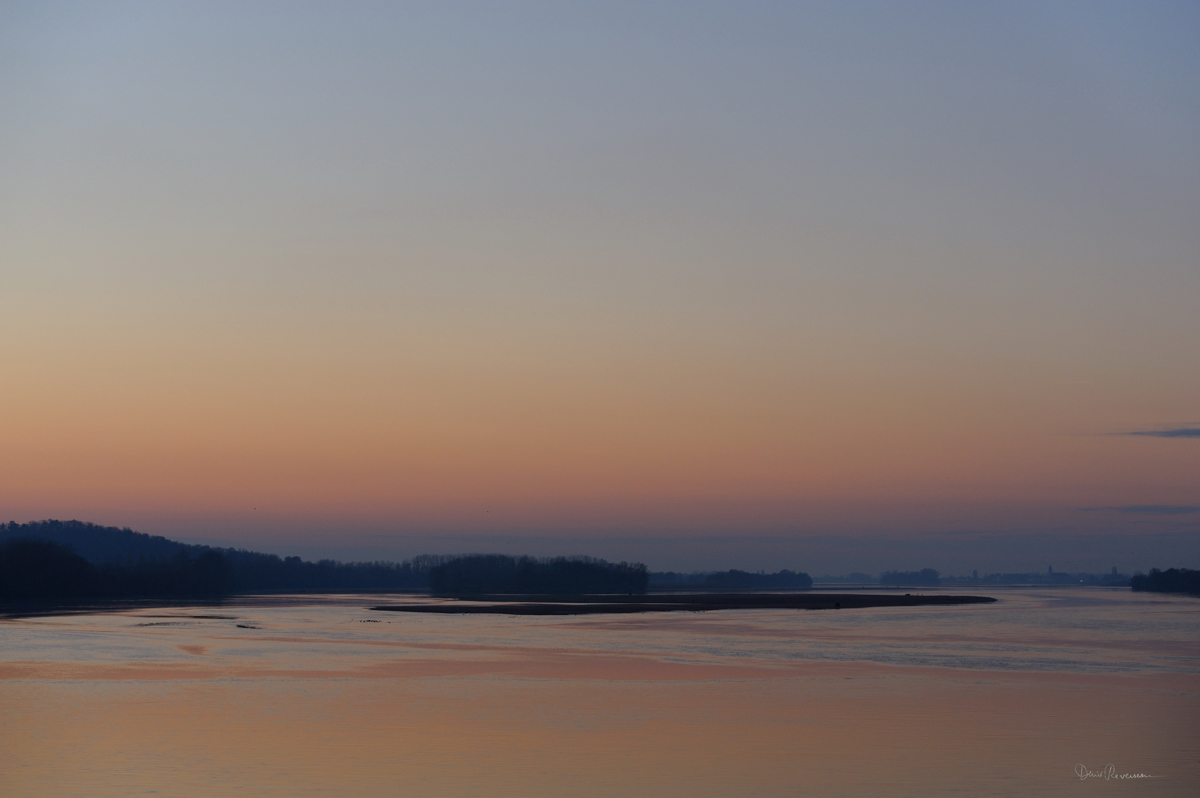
[{"xmin": 2, "ymin": 587, "xmax": 1197, "ymax": 796}]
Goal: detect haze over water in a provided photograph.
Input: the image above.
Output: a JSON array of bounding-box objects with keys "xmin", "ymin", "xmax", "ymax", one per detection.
[{"xmin": 4, "ymin": 588, "xmax": 1197, "ymax": 797}]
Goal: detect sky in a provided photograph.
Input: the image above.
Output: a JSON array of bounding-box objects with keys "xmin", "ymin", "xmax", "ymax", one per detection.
[{"xmin": 2, "ymin": 1, "xmax": 1198, "ymax": 573}]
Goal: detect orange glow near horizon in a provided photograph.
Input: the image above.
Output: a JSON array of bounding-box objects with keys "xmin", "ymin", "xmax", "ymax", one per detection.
[
  {"xmin": 3, "ymin": 291, "xmax": 1196, "ymax": 534},
  {"xmin": 2, "ymin": 4, "xmax": 1198, "ymax": 545}
]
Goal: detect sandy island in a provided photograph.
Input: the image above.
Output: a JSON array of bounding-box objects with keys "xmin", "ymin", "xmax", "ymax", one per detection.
[{"xmin": 370, "ymin": 593, "xmax": 997, "ymax": 615}]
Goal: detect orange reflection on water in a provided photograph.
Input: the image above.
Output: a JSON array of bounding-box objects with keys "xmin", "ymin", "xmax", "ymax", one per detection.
[
  {"xmin": 4, "ymin": 669, "xmax": 1195, "ymax": 798},
  {"xmin": 2, "ymin": 592, "xmax": 1197, "ymax": 797}
]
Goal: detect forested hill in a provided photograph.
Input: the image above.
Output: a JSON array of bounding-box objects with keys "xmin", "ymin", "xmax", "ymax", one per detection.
[
  {"xmin": 1, "ymin": 520, "xmax": 445, "ymax": 595},
  {"xmin": 2, "ymin": 520, "xmax": 201, "ymax": 564}
]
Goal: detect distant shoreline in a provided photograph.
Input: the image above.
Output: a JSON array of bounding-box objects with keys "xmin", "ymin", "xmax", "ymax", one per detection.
[{"xmin": 371, "ymin": 593, "xmax": 998, "ymax": 615}]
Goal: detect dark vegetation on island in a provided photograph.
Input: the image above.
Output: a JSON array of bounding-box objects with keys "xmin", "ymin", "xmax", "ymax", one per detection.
[
  {"xmin": 1131, "ymin": 568, "xmax": 1200, "ymax": 595},
  {"xmin": 429, "ymin": 554, "xmax": 648, "ymax": 595},
  {"xmin": 373, "ymin": 593, "xmax": 998, "ymax": 615},
  {"xmin": 650, "ymin": 569, "xmax": 812, "ymax": 590}
]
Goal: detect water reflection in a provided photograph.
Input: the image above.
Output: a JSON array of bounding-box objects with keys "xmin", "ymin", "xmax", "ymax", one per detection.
[{"xmin": 2, "ymin": 589, "xmax": 1197, "ymax": 796}]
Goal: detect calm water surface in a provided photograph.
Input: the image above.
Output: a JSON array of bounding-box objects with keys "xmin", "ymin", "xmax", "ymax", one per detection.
[{"xmin": 3, "ymin": 588, "xmax": 1197, "ymax": 797}]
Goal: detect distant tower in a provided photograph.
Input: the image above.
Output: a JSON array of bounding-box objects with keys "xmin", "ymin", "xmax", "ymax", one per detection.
[
  {"xmin": 1112, "ymin": 566, "xmax": 1118, "ymax": 576},
  {"xmin": 972, "ymin": 569, "xmax": 978, "ymax": 579},
  {"xmin": 1048, "ymin": 565, "xmax": 1053, "ymax": 575}
]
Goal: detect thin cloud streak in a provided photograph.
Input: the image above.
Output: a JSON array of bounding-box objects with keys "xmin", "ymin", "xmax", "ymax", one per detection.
[
  {"xmin": 1094, "ymin": 505, "xmax": 1200, "ymax": 516},
  {"xmin": 1127, "ymin": 427, "xmax": 1200, "ymax": 439}
]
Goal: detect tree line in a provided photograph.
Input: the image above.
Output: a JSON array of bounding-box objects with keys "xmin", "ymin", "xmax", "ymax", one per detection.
[
  {"xmin": 0, "ymin": 521, "xmax": 450, "ymax": 601},
  {"xmin": 0, "ymin": 521, "xmax": 650, "ymax": 601},
  {"xmin": 429, "ymin": 554, "xmax": 648, "ymax": 595},
  {"xmin": 0, "ymin": 539, "xmax": 232, "ymax": 600},
  {"xmin": 649, "ymin": 569, "xmax": 813, "ymax": 590},
  {"xmin": 1131, "ymin": 568, "xmax": 1200, "ymax": 595}
]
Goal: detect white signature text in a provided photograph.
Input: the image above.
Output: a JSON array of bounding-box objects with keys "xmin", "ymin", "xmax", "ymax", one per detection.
[{"xmin": 1076, "ymin": 764, "xmax": 1157, "ymax": 781}]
